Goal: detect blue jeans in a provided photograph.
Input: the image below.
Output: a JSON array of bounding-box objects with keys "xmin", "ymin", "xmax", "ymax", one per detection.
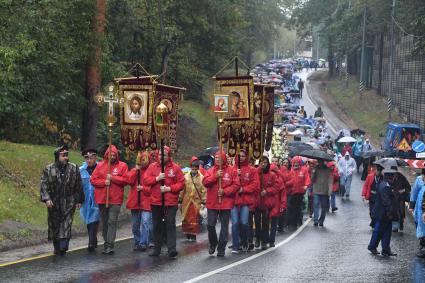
[
  {"xmin": 330, "ymin": 192, "xmax": 337, "ymax": 209},
  {"xmin": 131, "ymin": 210, "xmax": 153, "ymax": 247},
  {"xmin": 269, "ymin": 217, "xmax": 278, "ymax": 245},
  {"xmin": 313, "ymin": 194, "xmax": 329, "ymax": 224},
  {"xmin": 231, "ymin": 205, "xmax": 249, "ymax": 250},
  {"xmin": 368, "ymin": 219, "xmax": 392, "ymax": 254},
  {"xmin": 343, "ymin": 175, "xmax": 353, "ymax": 197}
]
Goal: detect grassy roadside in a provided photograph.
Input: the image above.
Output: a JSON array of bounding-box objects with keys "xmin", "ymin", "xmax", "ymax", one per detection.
[{"xmin": 309, "ymin": 72, "xmax": 405, "ymax": 143}]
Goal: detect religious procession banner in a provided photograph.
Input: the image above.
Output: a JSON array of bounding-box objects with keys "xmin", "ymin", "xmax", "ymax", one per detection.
[
  {"xmin": 116, "ymin": 76, "xmax": 184, "ymax": 152},
  {"xmin": 213, "ymin": 75, "xmax": 275, "ymax": 160}
]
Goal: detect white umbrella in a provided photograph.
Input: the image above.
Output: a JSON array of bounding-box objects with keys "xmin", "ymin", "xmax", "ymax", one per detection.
[
  {"xmin": 338, "ymin": 136, "xmax": 357, "ymax": 143},
  {"xmin": 288, "ymin": 129, "xmax": 304, "ymax": 136}
]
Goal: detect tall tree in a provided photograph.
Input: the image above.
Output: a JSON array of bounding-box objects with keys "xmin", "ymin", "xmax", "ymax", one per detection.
[{"xmin": 81, "ymin": 0, "xmax": 106, "ymax": 150}]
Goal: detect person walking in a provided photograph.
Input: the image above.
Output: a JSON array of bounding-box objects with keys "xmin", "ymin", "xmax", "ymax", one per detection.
[
  {"xmin": 297, "ymin": 79, "xmax": 304, "ymax": 98},
  {"xmin": 203, "ymin": 150, "xmax": 239, "ymax": 257},
  {"xmin": 338, "ymin": 152, "xmax": 356, "ymax": 199},
  {"xmin": 311, "ymin": 159, "xmax": 332, "ymax": 227},
  {"xmin": 79, "ymin": 149, "xmax": 100, "ymax": 252},
  {"xmin": 40, "ymin": 145, "xmax": 84, "ymax": 255},
  {"xmin": 391, "ymin": 168, "xmax": 411, "ymax": 232},
  {"xmin": 328, "ymin": 161, "xmax": 340, "ymax": 213},
  {"xmin": 298, "ymin": 106, "xmax": 307, "ymax": 118},
  {"xmin": 367, "ymin": 167, "xmax": 399, "ymax": 257},
  {"xmin": 287, "ymin": 156, "xmax": 310, "ymax": 229},
  {"xmin": 179, "ymin": 158, "xmax": 206, "ymax": 242},
  {"xmin": 362, "ymin": 164, "xmax": 384, "ymax": 228},
  {"xmin": 231, "ymin": 150, "xmax": 259, "ymax": 253},
  {"xmin": 409, "ymin": 169, "xmax": 425, "ymax": 258},
  {"xmin": 314, "ymin": 106, "xmax": 324, "ymax": 118},
  {"xmin": 91, "ymin": 145, "xmax": 128, "ymax": 255},
  {"xmin": 126, "ymin": 151, "xmax": 153, "ymax": 252},
  {"xmin": 144, "ymin": 146, "xmax": 185, "ymax": 258}
]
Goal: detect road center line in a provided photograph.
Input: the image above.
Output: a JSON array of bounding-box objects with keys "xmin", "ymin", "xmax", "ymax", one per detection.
[{"xmin": 184, "ymin": 218, "xmax": 311, "ymax": 283}]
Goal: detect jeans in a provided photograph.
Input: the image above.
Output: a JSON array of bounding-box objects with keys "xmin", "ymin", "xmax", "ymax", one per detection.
[
  {"xmin": 207, "ymin": 209, "xmax": 230, "ymax": 254},
  {"xmin": 231, "ymin": 205, "xmax": 249, "ymax": 250},
  {"xmin": 131, "ymin": 210, "xmax": 153, "ymax": 247},
  {"xmin": 269, "ymin": 217, "xmax": 278, "ymax": 245},
  {"xmin": 151, "ymin": 205, "xmax": 177, "ymax": 254},
  {"xmin": 330, "ymin": 192, "xmax": 337, "ymax": 210},
  {"xmin": 288, "ymin": 194, "xmax": 304, "ymax": 227},
  {"xmin": 87, "ymin": 221, "xmax": 99, "ymax": 247},
  {"xmin": 99, "ymin": 204, "xmax": 121, "ymax": 250},
  {"xmin": 313, "ymin": 194, "xmax": 329, "ymax": 224},
  {"xmin": 248, "ymin": 210, "xmax": 256, "ymax": 244},
  {"xmin": 368, "ymin": 219, "xmax": 392, "ymax": 254},
  {"xmin": 343, "ymin": 175, "xmax": 353, "ymax": 197}
]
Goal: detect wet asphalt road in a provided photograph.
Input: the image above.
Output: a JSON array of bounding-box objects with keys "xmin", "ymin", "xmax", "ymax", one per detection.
[{"xmin": 1, "ymin": 70, "xmax": 425, "ymax": 282}]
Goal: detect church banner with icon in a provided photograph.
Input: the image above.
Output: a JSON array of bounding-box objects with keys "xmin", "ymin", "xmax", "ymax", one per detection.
[
  {"xmin": 117, "ymin": 76, "xmax": 184, "ymax": 152},
  {"xmin": 213, "ymin": 75, "xmax": 274, "ymax": 160}
]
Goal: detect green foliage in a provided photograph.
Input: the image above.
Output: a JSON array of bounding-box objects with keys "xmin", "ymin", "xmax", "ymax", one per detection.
[{"xmin": 1, "ymin": 0, "xmax": 285, "ymax": 145}]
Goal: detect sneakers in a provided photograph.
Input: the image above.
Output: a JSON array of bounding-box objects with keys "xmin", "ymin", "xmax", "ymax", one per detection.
[
  {"xmin": 248, "ymin": 243, "xmax": 254, "ymax": 251},
  {"xmin": 332, "ymin": 207, "xmax": 338, "ymax": 212},
  {"xmin": 261, "ymin": 245, "xmax": 268, "ymax": 250},
  {"xmin": 242, "ymin": 244, "xmax": 249, "ymax": 252},
  {"xmin": 231, "ymin": 249, "xmax": 240, "ymax": 254},
  {"xmin": 381, "ymin": 251, "xmax": 397, "ymax": 257},
  {"xmin": 209, "ymin": 245, "xmax": 216, "ymax": 255},
  {"xmin": 102, "ymin": 248, "xmax": 114, "ymax": 255},
  {"xmin": 255, "ymin": 239, "xmax": 261, "ymax": 249},
  {"xmin": 168, "ymin": 251, "xmax": 178, "ymax": 258},
  {"xmin": 368, "ymin": 247, "xmax": 379, "ymax": 255},
  {"xmin": 217, "ymin": 252, "xmax": 225, "ymax": 257},
  {"xmin": 313, "ymin": 222, "xmax": 318, "ymax": 227},
  {"xmin": 319, "ymin": 223, "xmax": 324, "ymax": 227},
  {"xmin": 269, "ymin": 243, "xmax": 275, "ymax": 248}
]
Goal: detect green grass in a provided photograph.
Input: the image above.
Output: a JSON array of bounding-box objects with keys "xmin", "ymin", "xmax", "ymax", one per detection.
[
  {"xmin": 0, "ymin": 141, "xmax": 85, "ymax": 228},
  {"xmin": 176, "ymin": 100, "xmax": 216, "ymax": 166},
  {"xmin": 311, "ymin": 72, "xmax": 405, "ymax": 143}
]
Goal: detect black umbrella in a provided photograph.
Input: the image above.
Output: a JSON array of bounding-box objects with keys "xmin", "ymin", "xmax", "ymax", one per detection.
[
  {"xmin": 350, "ymin": 128, "xmax": 366, "ymax": 137},
  {"xmin": 299, "ymin": 149, "xmax": 334, "ymax": 161},
  {"xmin": 199, "ymin": 146, "xmax": 219, "ymax": 157},
  {"xmin": 289, "ymin": 145, "xmax": 313, "ymax": 157},
  {"xmin": 197, "ymin": 155, "xmax": 214, "ymax": 169}
]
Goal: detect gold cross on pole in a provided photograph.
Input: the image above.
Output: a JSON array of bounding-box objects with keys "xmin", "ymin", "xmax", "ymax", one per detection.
[{"xmin": 95, "ymin": 83, "xmax": 123, "ymax": 126}]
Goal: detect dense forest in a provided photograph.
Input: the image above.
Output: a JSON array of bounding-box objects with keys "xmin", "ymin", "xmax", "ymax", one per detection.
[{"xmin": 0, "ymin": 0, "xmax": 285, "ymax": 150}]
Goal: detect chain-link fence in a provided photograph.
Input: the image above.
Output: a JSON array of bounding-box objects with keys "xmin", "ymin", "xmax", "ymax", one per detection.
[{"xmin": 372, "ymin": 32, "xmax": 425, "ymax": 129}]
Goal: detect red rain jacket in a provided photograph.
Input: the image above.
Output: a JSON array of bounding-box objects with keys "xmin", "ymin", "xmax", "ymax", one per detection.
[
  {"xmin": 234, "ymin": 158, "xmax": 260, "ymax": 207},
  {"xmin": 203, "ymin": 151, "xmax": 240, "ymax": 210},
  {"xmin": 258, "ymin": 168, "xmax": 282, "ymax": 217},
  {"xmin": 125, "ymin": 167, "xmax": 151, "ymax": 211},
  {"xmin": 91, "ymin": 145, "xmax": 128, "ymax": 205},
  {"xmin": 144, "ymin": 158, "xmax": 185, "ymax": 207}
]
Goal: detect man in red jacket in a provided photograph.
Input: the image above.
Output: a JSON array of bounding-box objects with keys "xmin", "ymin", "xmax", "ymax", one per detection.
[
  {"xmin": 91, "ymin": 145, "xmax": 128, "ymax": 255},
  {"xmin": 231, "ymin": 149, "xmax": 259, "ymax": 253},
  {"xmin": 287, "ymin": 156, "xmax": 310, "ymax": 229},
  {"xmin": 126, "ymin": 151, "xmax": 153, "ymax": 252},
  {"xmin": 203, "ymin": 150, "xmax": 240, "ymax": 257},
  {"xmin": 144, "ymin": 146, "xmax": 185, "ymax": 258},
  {"xmin": 256, "ymin": 157, "xmax": 282, "ymax": 249}
]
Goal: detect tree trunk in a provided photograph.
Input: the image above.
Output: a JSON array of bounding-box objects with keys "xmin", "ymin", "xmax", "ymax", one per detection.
[{"xmin": 81, "ymin": 0, "xmax": 106, "ymax": 151}]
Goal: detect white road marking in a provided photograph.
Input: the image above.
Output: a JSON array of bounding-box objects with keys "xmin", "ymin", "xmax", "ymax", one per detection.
[{"xmin": 184, "ymin": 218, "xmax": 312, "ymax": 283}]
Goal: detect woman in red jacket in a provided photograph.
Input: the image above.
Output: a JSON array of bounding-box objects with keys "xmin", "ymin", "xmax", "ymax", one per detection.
[
  {"xmin": 231, "ymin": 149, "xmax": 259, "ymax": 253},
  {"xmin": 203, "ymin": 150, "xmax": 240, "ymax": 257},
  {"xmin": 126, "ymin": 151, "xmax": 153, "ymax": 251},
  {"xmin": 327, "ymin": 161, "xmax": 340, "ymax": 212},
  {"xmin": 287, "ymin": 156, "xmax": 311, "ymax": 229},
  {"xmin": 278, "ymin": 158, "xmax": 292, "ymax": 232},
  {"xmin": 91, "ymin": 145, "xmax": 128, "ymax": 255},
  {"xmin": 143, "ymin": 146, "xmax": 185, "ymax": 258},
  {"xmin": 256, "ymin": 156, "xmax": 281, "ymax": 249}
]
